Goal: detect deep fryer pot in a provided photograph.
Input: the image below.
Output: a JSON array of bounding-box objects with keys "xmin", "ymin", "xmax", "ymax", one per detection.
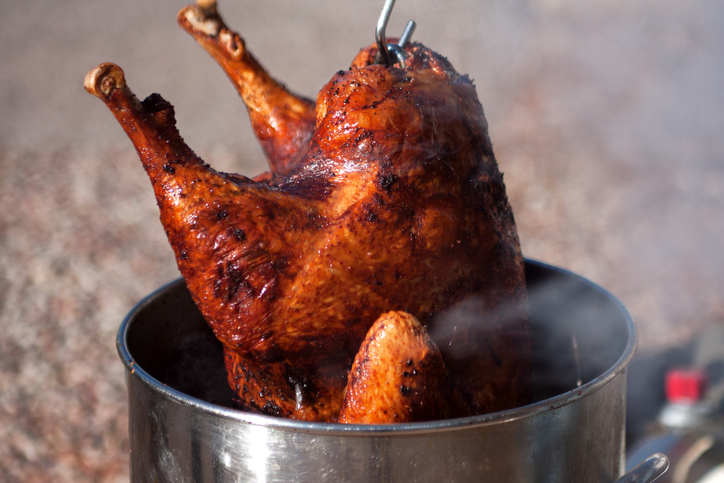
[{"xmin": 118, "ymin": 260, "xmax": 665, "ymax": 482}]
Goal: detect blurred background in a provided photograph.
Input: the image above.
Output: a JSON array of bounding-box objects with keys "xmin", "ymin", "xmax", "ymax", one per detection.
[{"xmin": 1, "ymin": 0, "xmax": 722, "ymax": 480}]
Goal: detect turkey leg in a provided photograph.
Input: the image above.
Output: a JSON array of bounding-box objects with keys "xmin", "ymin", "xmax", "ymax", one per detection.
[
  {"xmin": 340, "ymin": 311, "xmax": 471, "ymax": 424},
  {"xmin": 178, "ymin": 0, "xmax": 316, "ymax": 177},
  {"xmin": 84, "ymin": 63, "xmax": 341, "ymax": 420}
]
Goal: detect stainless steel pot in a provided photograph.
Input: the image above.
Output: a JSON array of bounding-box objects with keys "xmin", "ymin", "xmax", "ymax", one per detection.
[{"xmin": 117, "ymin": 260, "xmax": 658, "ymax": 482}]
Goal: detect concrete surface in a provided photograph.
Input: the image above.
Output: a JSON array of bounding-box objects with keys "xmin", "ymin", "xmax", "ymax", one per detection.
[{"xmin": 1, "ymin": 0, "xmax": 723, "ymax": 480}]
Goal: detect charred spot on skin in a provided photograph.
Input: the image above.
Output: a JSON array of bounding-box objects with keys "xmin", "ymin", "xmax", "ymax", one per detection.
[
  {"xmin": 162, "ymin": 164, "xmax": 175, "ymax": 174},
  {"xmin": 180, "ymin": 250, "xmax": 189, "ymax": 260},
  {"xmin": 362, "ymin": 99, "xmax": 384, "ymax": 110},
  {"xmin": 354, "ymin": 130, "xmax": 374, "ymax": 144},
  {"xmin": 400, "ymin": 385, "xmax": 412, "ymax": 395},
  {"xmin": 141, "ymin": 93, "xmax": 176, "ymax": 120},
  {"xmin": 262, "ymin": 400, "xmax": 285, "ymax": 417},
  {"xmin": 378, "ymin": 173, "xmax": 399, "ymax": 192},
  {"xmin": 221, "ymin": 262, "xmax": 247, "ymax": 299},
  {"xmin": 365, "ymin": 210, "xmax": 381, "ymax": 224},
  {"xmin": 231, "ymin": 228, "xmax": 246, "ymax": 241}
]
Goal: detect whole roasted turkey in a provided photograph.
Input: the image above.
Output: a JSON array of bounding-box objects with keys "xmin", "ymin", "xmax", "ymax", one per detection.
[{"xmin": 84, "ymin": 0, "xmax": 531, "ymax": 423}]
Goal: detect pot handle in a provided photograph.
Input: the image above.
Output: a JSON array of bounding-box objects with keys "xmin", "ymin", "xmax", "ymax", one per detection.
[{"xmin": 613, "ymin": 453, "xmax": 669, "ymax": 483}]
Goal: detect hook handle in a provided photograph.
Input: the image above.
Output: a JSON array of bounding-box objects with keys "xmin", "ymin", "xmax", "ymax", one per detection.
[
  {"xmin": 398, "ymin": 20, "xmax": 416, "ymax": 48},
  {"xmin": 375, "ymin": 0, "xmax": 416, "ymax": 67},
  {"xmin": 375, "ymin": 0, "xmax": 396, "ymax": 66}
]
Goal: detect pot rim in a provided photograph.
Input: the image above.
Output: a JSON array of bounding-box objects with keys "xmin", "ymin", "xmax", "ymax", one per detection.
[{"xmin": 116, "ymin": 258, "xmax": 637, "ymax": 436}]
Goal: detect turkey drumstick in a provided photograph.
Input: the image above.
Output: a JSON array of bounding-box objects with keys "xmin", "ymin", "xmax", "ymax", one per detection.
[
  {"xmin": 84, "ymin": 63, "xmax": 340, "ymax": 420},
  {"xmin": 178, "ymin": 1, "xmax": 316, "ymax": 177}
]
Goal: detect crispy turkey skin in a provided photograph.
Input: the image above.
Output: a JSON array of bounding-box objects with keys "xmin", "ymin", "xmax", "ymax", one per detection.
[{"xmin": 84, "ymin": 0, "xmax": 531, "ymax": 422}]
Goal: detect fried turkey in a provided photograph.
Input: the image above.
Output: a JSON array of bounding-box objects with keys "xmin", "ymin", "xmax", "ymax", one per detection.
[{"xmin": 84, "ymin": 0, "xmax": 531, "ymax": 422}]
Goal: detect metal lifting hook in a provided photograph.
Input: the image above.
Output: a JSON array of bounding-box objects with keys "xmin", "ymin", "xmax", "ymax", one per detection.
[{"xmin": 375, "ymin": 0, "xmax": 417, "ymax": 67}]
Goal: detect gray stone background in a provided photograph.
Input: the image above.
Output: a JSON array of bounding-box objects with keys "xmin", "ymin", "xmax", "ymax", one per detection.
[{"xmin": 1, "ymin": 0, "xmax": 722, "ymax": 480}]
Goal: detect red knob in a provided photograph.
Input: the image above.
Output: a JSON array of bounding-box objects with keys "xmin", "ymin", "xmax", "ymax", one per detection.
[{"xmin": 665, "ymin": 368, "xmax": 708, "ymax": 404}]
